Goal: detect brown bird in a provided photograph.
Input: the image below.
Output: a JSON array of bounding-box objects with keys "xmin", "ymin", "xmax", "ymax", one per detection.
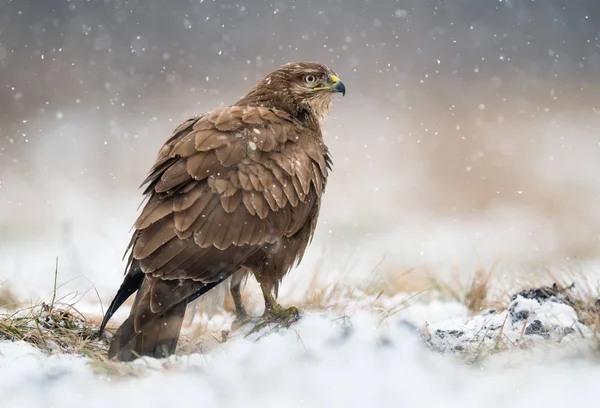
[{"xmin": 99, "ymin": 61, "xmax": 345, "ymax": 361}]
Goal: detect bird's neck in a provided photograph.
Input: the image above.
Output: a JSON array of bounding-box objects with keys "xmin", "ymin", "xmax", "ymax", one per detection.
[
  {"xmin": 235, "ymin": 88, "xmax": 321, "ymax": 132},
  {"xmin": 293, "ymin": 109, "xmax": 321, "ymax": 132}
]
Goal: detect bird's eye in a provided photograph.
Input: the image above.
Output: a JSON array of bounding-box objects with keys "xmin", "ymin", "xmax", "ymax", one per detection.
[{"xmin": 304, "ymin": 75, "xmax": 317, "ymax": 84}]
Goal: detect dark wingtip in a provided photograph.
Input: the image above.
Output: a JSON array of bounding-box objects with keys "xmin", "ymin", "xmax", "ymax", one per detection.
[{"xmin": 99, "ymin": 267, "xmax": 144, "ymax": 334}]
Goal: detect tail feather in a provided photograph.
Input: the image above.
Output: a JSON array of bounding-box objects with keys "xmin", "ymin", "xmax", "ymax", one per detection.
[
  {"xmin": 108, "ymin": 301, "xmax": 187, "ymax": 361},
  {"xmin": 106, "ymin": 276, "xmax": 227, "ymax": 361}
]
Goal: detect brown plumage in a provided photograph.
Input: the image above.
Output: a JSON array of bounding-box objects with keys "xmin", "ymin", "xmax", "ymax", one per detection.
[{"xmin": 100, "ymin": 61, "xmax": 345, "ymax": 361}]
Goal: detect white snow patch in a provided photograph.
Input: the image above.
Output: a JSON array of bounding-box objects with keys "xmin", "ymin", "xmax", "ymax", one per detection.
[
  {"xmin": 1, "ymin": 304, "xmax": 597, "ymax": 408},
  {"xmin": 427, "ymin": 293, "xmax": 588, "ymax": 355}
]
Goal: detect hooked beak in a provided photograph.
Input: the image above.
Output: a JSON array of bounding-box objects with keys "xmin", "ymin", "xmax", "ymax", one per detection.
[
  {"xmin": 329, "ymin": 74, "xmax": 346, "ymax": 96},
  {"xmin": 315, "ymin": 74, "xmax": 346, "ymax": 96}
]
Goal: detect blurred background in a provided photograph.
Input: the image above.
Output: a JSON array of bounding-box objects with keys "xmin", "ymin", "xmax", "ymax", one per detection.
[{"xmin": 2, "ymin": 0, "xmax": 600, "ymax": 303}]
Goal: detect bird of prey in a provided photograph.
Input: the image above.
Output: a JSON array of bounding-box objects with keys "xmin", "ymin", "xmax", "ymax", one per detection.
[{"xmin": 99, "ymin": 61, "xmax": 345, "ymax": 361}]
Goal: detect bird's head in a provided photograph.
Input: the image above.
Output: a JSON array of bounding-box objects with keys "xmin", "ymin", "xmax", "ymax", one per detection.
[{"xmin": 241, "ymin": 61, "xmax": 345, "ymax": 121}]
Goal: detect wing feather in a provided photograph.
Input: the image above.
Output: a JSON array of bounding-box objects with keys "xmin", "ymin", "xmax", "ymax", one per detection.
[
  {"xmin": 136, "ymin": 196, "xmax": 173, "ymax": 230},
  {"xmin": 213, "ymin": 110, "xmax": 244, "ymax": 131},
  {"xmin": 237, "ymin": 218, "xmax": 257, "ymax": 246},
  {"xmin": 220, "ymin": 190, "xmax": 243, "ymax": 213},
  {"xmin": 126, "ymin": 104, "xmax": 329, "ymax": 285},
  {"xmin": 258, "ymin": 108, "xmax": 280, "ymax": 122},
  {"xmin": 262, "ymin": 187, "xmax": 278, "ymax": 211},
  {"xmin": 186, "ymin": 151, "xmax": 224, "ymax": 180},
  {"xmin": 242, "ymin": 107, "xmax": 264, "ymax": 124},
  {"xmin": 133, "ymin": 217, "xmax": 177, "ymax": 260},
  {"xmin": 173, "ymin": 184, "xmax": 206, "ymax": 212},
  {"xmin": 174, "ymin": 190, "xmax": 214, "ymax": 232},
  {"xmin": 155, "ymin": 160, "xmax": 191, "ymax": 193},
  {"xmin": 169, "ymin": 131, "xmax": 197, "ymax": 158},
  {"xmin": 139, "ymin": 237, "xmax": 187, "ymax": 273},
  {"xmin": 216, "ymin": 141, "xmax": 247, "ymax": 166},
  {"xmin": 195, "ymin": 129, "xmax": 231, "ymax": 152}
]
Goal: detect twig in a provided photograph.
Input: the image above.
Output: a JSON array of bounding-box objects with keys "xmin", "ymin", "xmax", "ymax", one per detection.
[
  {"xmin": 495, "ymin": 313, "xmax": 509, "ymax": 350},
  {"xmin": 519, "ymin": 317, "xmax": 528, "ymax": 342},
  {"xmin": 51, "ymin": 257, "xmax": 59, "ymax": 310}
]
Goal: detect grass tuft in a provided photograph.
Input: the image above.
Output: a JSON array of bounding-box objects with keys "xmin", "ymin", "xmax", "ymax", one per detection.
[
  {"xmin": 0, "ymin": 258, "xmax": 108, "ymax": 360},
  {"xmin": 429, "ymin": 263, "xmax": 497, "ymax": 314},
  {"xmin": 0, "ymin": 301, "xmax": 108, "ymax": 360}
]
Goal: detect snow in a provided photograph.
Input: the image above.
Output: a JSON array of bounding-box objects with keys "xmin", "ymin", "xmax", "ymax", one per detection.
[
  {"xmin": 427, "ymin": 294, "xmax": 588, "ymax": 355},
  {"xmin": 1, "ymin": 292, "xmax": 597, "ymax": 408}
]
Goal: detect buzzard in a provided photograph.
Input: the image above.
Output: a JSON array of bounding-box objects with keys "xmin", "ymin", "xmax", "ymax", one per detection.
[{"xmin": 99, "ymin": 61, "xmax": 345, "ymax": 361}]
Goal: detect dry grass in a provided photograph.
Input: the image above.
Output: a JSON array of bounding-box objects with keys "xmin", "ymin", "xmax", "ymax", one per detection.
[
  {"xmin": 463, "ymin": 265, "xmax": 494, "ymax": 314},
  {"xmin": 548, "ymin": 271, "xmax": 600, "ymax": 330},
  {"xmin": 301, "ymin": 257, "xmax": 427, "ymax": 316},
  {"xmin": 0, "ymin": 281, "xmax": 20, "ymax": 311},
  {"xmin": 0, "ymin": 301, "xmax": 107, "ymax": 359},
  {"xmin": 0, "ymin": 260, "xmax": 108, "ymax": 360},
  {"xmin": 428, "ymin": 263, "xmax": 497, "ymax": 314},
  {"xmin": 428, "ymin": 264, "xmax": 600, "ymax": 329}
]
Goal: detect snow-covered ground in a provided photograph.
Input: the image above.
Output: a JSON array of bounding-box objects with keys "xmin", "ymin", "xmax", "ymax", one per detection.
[
  {"xmin": 3, "ymin": 176, "xmax": 600, "ymax": 407},
  {"xmin": 2, "ymin": 285, "xmax": 598, "ymax": 408},
  {"xmin": 2, "ymin": 190, "xmax": 599, "ymax": 407}
]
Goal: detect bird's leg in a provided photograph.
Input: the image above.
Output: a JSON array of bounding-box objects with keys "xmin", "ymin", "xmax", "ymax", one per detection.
[
  {"xmin": 230, "ymin": 278, "xmax": 249, "ymax": 319},
  {"xmin": 247, "ymin": 279, "xmax": 300, "ymax": 335},
  {"xmin": 261, "ymin": 284, "xmax": 291, "ymax": 316},
  {"xmin": 230, "ymin": 278, "xmax": 251, "ymax": 329}
]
